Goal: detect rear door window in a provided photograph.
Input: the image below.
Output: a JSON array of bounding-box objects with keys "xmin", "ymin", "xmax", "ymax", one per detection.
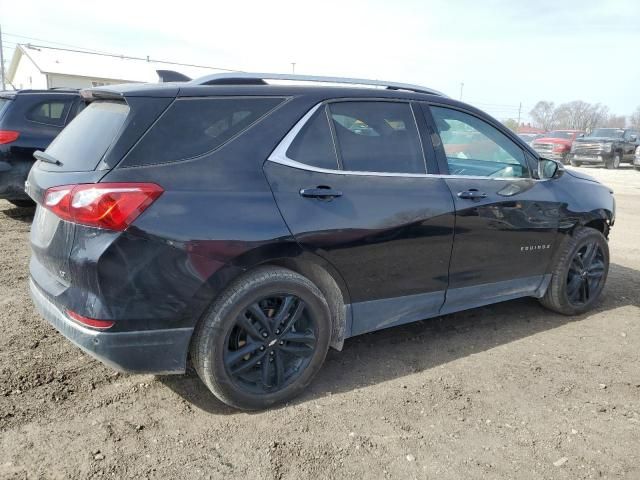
[
  {"xmin": 123, "ymin": 97, "xmax": 285, "ymax": 166},
  {"xmin": 327, "ymin": 101, "xmax": 426, "ymax": 174},
  {"xmin": 26, "ymin": 100, "xmax": 72, "ymax": 127},
  {"xmin": 43, "ymin": 101, "xmax": 130, "ymax": 171}
]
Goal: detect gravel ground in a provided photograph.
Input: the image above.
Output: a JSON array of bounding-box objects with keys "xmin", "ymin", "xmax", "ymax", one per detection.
[{"xmin": 0, "ymin": 166, "xmax": 638, "ymax": 479}]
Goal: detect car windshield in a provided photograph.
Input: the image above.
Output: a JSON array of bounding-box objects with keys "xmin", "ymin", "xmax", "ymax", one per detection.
[
  {"xmin": 544, "ymin": 131, "xmax": 573, "ymax": 139},
  {"xmin": 588, "ymin": 128, "xmax": 624, "ymax": 138}
]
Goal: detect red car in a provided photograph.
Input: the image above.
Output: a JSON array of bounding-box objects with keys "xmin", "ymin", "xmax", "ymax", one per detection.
[{"xmin": 532, "ymin": 130, "xmax": 584, "ymax": 164}]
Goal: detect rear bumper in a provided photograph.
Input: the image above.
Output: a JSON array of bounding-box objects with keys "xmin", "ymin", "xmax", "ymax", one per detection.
[
  {"xmin": 0, "ymin": 160, "xmax": 32, "ymax": 200},
  {"xmin": 29, "ymin": 278, "xmax": 193, "ymax": 374}
]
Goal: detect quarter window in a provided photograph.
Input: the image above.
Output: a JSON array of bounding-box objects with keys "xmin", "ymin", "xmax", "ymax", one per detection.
[
  {"xmin": 430, "ymin": 106, "xmax": 529, "ymax": 178},
  {"xmin": 286, "ymin": 107, "xmax": 338, "ymax": 170},
  {"xmin": 328, "ymin": 102, "xmax": 426, "ymax": 174},
  {"xmin": 124, "ymin": 97, "xmax": 284, "ymax": 166},
  {"xmin": 26, "ymin": 100, "xmax": 72, "ymax": 126}
]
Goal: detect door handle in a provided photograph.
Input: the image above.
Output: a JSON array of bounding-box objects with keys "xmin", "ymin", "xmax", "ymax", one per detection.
[
  {"xmin": 299, "ymin": 187, "xmax": 343, "ymax": 200},
  {"xmin": 457, "ymin": 189, "xmax": 487, "ymax": 200}
]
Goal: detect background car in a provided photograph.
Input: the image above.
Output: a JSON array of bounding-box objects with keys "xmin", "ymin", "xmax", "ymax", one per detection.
[
  {"xmin": 569, "ymin": 128, "xmax": 639, "ymax": 169},
  {"xmin": 517, "ymin": 133, "xmax": 543, "ymax": 146},
  {"xmin": 532, "ymin": 130, "xmax": 584, "ymax": 164},
  {"xmin": 0, "ymin": 89, "xmax": 83, "ymax": 207}
]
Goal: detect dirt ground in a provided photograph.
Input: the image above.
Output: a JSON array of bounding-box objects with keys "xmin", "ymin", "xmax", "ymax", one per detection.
[{"xmin": 0, "ymin": 166, "xmax": 638, "ymax": 480}]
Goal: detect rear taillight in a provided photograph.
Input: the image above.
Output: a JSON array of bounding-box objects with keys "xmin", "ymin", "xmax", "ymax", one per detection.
[
  {"xmin": 66, "ymin": 310, "xmax": 115, "ymax": 330},
  {"xmin": 0, "ymin": 130, "xmax": 19, "ymax": 144},
  {"xmin": 43, "ymin": 183, "xmax": 163, "ymax": 231}
]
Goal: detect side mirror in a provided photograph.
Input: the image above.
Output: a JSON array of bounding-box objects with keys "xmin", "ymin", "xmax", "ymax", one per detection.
[
  {"xmin": 538, "ymin": 158, "xmax": 564, "ymax": 180},
  {"xmin": 578, "ymin": 133, "xmax": 585, "ymax": 138}
]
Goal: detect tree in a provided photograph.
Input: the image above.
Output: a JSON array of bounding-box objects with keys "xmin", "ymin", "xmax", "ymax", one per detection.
[
  {"xmin": 502, "ymin": 118, "xmax": 519, "ymax": 131},
  {"xmin": 602, "ymin": 114, "xmax": 626, "ymax": 128},
  {"xmin": 529, "ymin": 101, "xmax": 556, "ymax": 130},
  {"xmin": 553, "ymin": 101, "xmax": 609, "ymax": 131},
  {"xmin": 630, "ymin": 106, "xmax": 640, "ymax": 129}
]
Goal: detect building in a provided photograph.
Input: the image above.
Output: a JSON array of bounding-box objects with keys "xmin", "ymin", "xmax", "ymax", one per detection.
[{"xmin": 6, "ymin": 44, "xmax": 224, "ymax": 90}]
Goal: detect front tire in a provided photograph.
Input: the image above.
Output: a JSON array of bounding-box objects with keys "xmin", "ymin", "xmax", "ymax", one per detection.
[
  {"xmin": 570, "ymin": 159, "xmax": 582, "ymax": 167},
  {"xmin": 605, "ymin": 153, "xmax": 621, "ymax": 169},
  {"xmin": 539, "ymin": 227, "xmax": 609, "ymax": 315},
  {"xmin": 191, "ymin": 266, "xmax": 332, "ymax": 410}
]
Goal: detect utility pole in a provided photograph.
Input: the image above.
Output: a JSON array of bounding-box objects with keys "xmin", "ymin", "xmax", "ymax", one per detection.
[
  {"xmin": 517, "ymin": 102, "xmax": 522, "ymax": 126},
  {"xmin": 459, "ymin": 82, "xmax": 464, "ymax": 101},
  {"xmin": 291, "ymin": 62, "xmax": 296, "ymax": 74},
  {"xmin": 0, "ymin": 25, "xmax": 5, "ymax": 91}
]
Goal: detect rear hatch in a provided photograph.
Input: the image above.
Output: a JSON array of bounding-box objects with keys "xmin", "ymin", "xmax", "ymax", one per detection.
[{"xmin": 28, "ymin": 92, "xmax": 173, "ymax": 292}]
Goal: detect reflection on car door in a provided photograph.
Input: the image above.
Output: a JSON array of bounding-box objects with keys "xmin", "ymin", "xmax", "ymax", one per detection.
[
  {"xmin": 424, "ymin": 104, "xmax": 560, "ymax": 313},
  {"xmin": 264, "ymin": 100, "xmax": 455, "ymax": 336}
]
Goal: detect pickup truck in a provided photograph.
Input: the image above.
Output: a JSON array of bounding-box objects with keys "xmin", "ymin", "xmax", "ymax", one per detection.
[
  {"xmin": 568, "ymin": 128, "xmax": 640, "ymax": 169},
  {"xmin": 531, "ymin": 130, "xmax": 584, "ymax": 164}
]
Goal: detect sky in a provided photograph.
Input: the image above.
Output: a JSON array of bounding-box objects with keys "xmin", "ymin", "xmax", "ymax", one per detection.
[{"xmin": 1, "ymin": 0, "xmax": 639, "ymax": 122}]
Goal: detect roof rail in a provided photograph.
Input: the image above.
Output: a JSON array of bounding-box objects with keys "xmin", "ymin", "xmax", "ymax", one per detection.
[{"xmin": 189, "ymin": 72, "xmax": 447, "ymax": 97}]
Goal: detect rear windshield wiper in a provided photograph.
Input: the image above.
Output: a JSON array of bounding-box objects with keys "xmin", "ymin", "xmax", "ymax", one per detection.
[{"xmin": 34, "ymin": 150, "xmax": 63, "ymax": 167}]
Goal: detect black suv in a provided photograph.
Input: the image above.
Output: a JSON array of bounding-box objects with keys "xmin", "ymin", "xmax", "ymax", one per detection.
[
  {"xmin": 27, "ymin": 74, "xmax": 615, "ymax": 410},
  {"xmin": 569, "ymin": 127, "xmax": 639, "ymax": 169},
  {"xmin": 0, "ymin": 89, "xmax": 83, "ymax": 206}
]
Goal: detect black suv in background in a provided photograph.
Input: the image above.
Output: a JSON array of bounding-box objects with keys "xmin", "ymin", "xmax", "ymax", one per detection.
[
  {"xmin": 27, "ymin": 74, "xmax": 615, "ymax": 410},
  {"xmin": 569, "ymin": 127, "xmax": 639, "ymax": 169},
  {"xmin": 0, "ymin": 89, "xmax": 83, "ymax": 206}
]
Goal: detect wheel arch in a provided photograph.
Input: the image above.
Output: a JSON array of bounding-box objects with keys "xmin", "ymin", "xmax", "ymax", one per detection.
[{"xmin": 193, "ymin": 242, "xmax": 352, "ymax": 352}]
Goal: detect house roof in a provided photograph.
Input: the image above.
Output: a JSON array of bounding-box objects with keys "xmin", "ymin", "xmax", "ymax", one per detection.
[{"xmin": 7, "ymin": 44, "xmax": 226, "ymax": 85}]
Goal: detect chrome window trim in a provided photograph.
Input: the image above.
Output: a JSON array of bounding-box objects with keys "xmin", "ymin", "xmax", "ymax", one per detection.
[{"xmin": 267, "ymin": 102, "xmax": 543, "ymax": 182}]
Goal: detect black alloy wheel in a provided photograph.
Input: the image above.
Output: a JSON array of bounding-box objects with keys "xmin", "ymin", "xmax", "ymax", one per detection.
[
  {"xmin": 566, "ymin": 241, "xmax": 606, "ymax": 306},
  {"xmin": 224, "ymin": 294, "xmax": 317, "ymax": 394}
]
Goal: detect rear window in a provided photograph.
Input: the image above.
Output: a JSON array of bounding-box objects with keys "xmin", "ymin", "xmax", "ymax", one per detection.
[
  {"xmin": 123, "ymin": 97, "xmax": 285, "ymax": 166},
  {"xmin": 26, "ymin": 100, "xmax": 73, "ymax": 126},
  {"xmin": 44, "ymin": 101, "xmax": 129, "ymax": 172},
  {"xmin": 0, "ymin": 98, "xmax": 12, "ymax": 118}
]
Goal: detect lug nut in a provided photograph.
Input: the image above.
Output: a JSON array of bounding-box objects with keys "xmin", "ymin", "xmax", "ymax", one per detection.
[
  {"xmin": 275, "ymin": 329, "xmax": 281, "ymax": 334},
  {"xmin": 279, "ymin": 340, "xmax": 284, "ymax": 345},
  {"xmin": 262, "ymin": 332, "xmax": 268, "ymax": 338},
  {"xmin": 270, "ymin": 351, "xmax": 275, "ymax": 356},
  {"xmin": 260, "ymin": 346, "xmax": 265, "ymax": 351}
]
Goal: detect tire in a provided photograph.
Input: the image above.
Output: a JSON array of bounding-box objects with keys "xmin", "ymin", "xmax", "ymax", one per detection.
[
  {"xmin": 7, "ymin": 199, "xmax": 35, "ymax": 208},
  {"xmin": 570, "ymin": 159, "xmax": 582, "ymax": 167},
  {"xmin": 191, "ymin": 266, "xmax": 332, "ymax": 410},
  {"xmin": 605, "ymin": 153, "xmax": 621, "ymax": 169},
  {"xmin": 539, "ymin": 227, "xmax": 609, "ymax": 315}
]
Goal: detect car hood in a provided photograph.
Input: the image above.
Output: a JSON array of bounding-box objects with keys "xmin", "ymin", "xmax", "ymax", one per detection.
[
  {"xmin": 575, "ymin": 137, "xmax": 619, "ymax": 143},
  {"xmin": 534, "ymin": 138, "xmax": 571, "ymax": 145}
]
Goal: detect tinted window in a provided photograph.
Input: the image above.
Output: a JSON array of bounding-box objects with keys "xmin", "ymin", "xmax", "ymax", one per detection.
[
  {"xmin": 26, "ymin": 100, "xmax": 72, "ymax": 126},
  {"xmin": 125, "ymin": 97, "xmax": 284, "ymax": 166},
  {"xmin": 286, "ymin": 107, "xmax": 338, "ymax": 169},
  {"xmin": 328, "ymin": 102, "xmax": 425, "ymax": 174},
  {"xmin": 0, "ymin": 98, "xmax": 11, "ymax": 118},
  {"xmin": 44, "ymin": 101, "xmax": 130, "ymax": 172},
  {"xmin": 431, "ymin": 106, "xmax": 529, "ymax": 178}
]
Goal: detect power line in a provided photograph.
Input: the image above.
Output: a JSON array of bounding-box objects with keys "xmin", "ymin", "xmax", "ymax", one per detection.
[
  {"xmin": 2, "ymin": 34, "xmax": 243, "ymax": 73},
  {"xmin": 3, "ymin": 32, "xmax": 112, "ymax": 54}
]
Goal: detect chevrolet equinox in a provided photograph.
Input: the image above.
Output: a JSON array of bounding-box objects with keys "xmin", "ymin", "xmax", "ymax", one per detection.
[{"xmin": 27, "ymin": 73, "xmax": 615, "ymax": 410}]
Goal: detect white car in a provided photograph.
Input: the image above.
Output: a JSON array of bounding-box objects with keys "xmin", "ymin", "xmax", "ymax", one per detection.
[{"xmin": 635, "ymin": 145, "xmax": 640, "ymax": 171}]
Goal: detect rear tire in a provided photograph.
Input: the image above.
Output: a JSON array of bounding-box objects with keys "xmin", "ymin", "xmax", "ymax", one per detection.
[
  {"xmin": 191, "ymin": 266, "xmax": 331, "ymax": 410},
  {"xmin": 539, "ymin": 227, "xmax": 609, "ymax": 315},
  {"xmin": 7, "ymin": 199, "xmax": 35, "ymax": 208},
  {"xmin": 570, "ymin": 159, "xmax": 582, "ymax": 167},
  {"xmin": 605, "ymin": 153, "xmax": 621, "ymax": 169}
]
